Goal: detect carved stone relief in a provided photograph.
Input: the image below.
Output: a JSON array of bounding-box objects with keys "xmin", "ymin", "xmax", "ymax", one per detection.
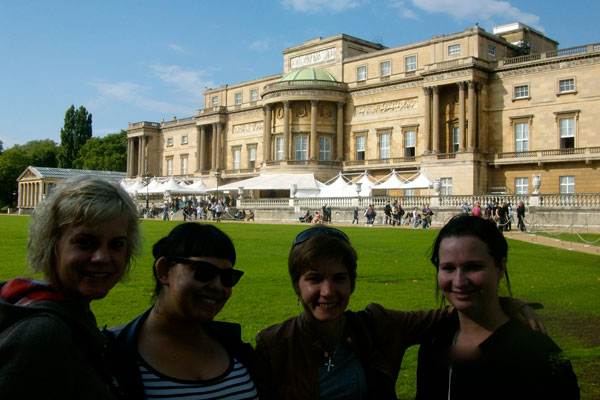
[
  {"xmin": 496, "ymin": 56, "xmax": 600, "ymax": 78},
  {"xmin": 232, "ymin": 121, "xmax": 264, "ymax": 134},
  {"xmin": 354, "ymin": 98, "xmax": 418, "ymax": 116},
  {"xmin": 352, "ymin": 81, "xmax": 421, "ymax": 97}
]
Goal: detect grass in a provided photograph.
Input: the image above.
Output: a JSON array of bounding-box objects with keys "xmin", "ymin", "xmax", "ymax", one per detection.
[
  {"xmin": 1, "ymin": 216, "xmax": 599, "ymax": 399},
  {"xmin": 534, "ymin": 231, "xmax": 600, "ymax": 247}
]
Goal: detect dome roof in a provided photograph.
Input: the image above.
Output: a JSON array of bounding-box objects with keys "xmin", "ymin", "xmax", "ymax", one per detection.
[{"xmin": 280, "ymin": 68, "xmax": 337, "ymax": 82}]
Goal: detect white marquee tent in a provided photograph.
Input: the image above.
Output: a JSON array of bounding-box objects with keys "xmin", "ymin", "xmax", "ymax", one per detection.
[{"xmin": 213, "ymin": 174, "xmax": 324, "ymax": 197}]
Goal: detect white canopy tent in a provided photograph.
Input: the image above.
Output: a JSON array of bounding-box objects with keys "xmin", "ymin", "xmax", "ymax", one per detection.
[
  {"xmin": 370, "ymin": 170, "xmax": 409, "ymax": 190},
  {"xmin": 212, "ymin": 174, "xmax": 324, "ymax": 197},
  {"xmin": 351, "ymin": 173, "xmax": 376, "ymax": 197},
  {"xmin": 397, "ymin": 171, "xmax": 434, "ymax": 189},
  {"xmin": 319, "ymin": 173, "xmax": 355, "ymax": 198},
  {"xmin": 180, "ymin": 179, "xmax": 209, "ymax": 194}
]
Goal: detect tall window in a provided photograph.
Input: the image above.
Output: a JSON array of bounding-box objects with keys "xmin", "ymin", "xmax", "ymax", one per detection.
[
  {"xmin": 248, "ymin": 148, "xmax": 256, "ymax": 168},
  {"xmin": 488, "ymin": 45, "xmax": 496, "ymax": 56},
  {"xmin": 167, "ymin": 137, "xmax": 173, "ymax": 146},
  {"xmin": 405, "ymin": 56, "xmax": 417, "ymax": 72},
  {"xmin": 559, "ymin": 79, "xmax": 575, "ymax": 93},
  {"xmin": 233, "ymin": 149, "xmax": 240, "ymax": 170},
  {"xmin": 515, "ymin": 177, "xmax": 529, "ymax": 194},
  {"xmin": 166, "ymin": 158, "xmax": 173, "ymax": 176},
  {"xmin": 181, "ymin": 156, "xmax": 188, "ymax": 175},
  {"xmin": 405, "ymin": 130, "xmax": 415, "ymax": 157},
  {"xmin": 514, "ymin": 85, "xmax": 529, "ymax": 99},
  {"xmin": 212, "ymin": 96, "xmax": 218, "ymax": 105},
  {"xmin": 319, "ymin": 137, "xmax": 331, "ymax": 161},
  {"xmin": 440, "ymin": 178, "xmax": 452, "ymax": 195},
  {"xmin": 235, "ymin": 92, "xmax": 242, "ymax": 105},
  {"xmin": 295, "ymin": 136, "xmax": 307, "ymax": 160},
  {"xmin": 559, "ymin": 176, "xmax": 575, "ymax": 194},
  {"xmin": 452, "ymin": 127, "xmax": 459, "ymax": 152},
  {"xmin": 181, "ymin": 135, "xmax": 188, "ymax": 145},
  {"xmin": 250, "ymin": 89, "xmax": 259, "ymax": 102},
  {"xmin": 276, "ymin": 137, "xmax": 284, "ymax": 161},
  {"xmin": 380, "ymin": 61, "xmax": 391, "ymax": 77},
  {"xmin": 448, "ymin": 44, "xmax": 461, "ymax": 56},
  {"xmin": 404, "ymin": 189, "xmax": 415, "ymax": 196},
  {"xmin": 559, "ymin": 117, "xmax": 575, "ymax": 148},
  {"xmin": 356, "ymin": 136, "xmax": 366, "ymax": 160},
  {"xmin": 379, "ymin": 133, "xmax": 390, "ymax": 159},
  {"xmin": 357, "ymin": 66, "xmax": 367, "ymax": 81},
  {"xmin": 515, "ymin": 122, "xmax": 529, "ymax": 152}
]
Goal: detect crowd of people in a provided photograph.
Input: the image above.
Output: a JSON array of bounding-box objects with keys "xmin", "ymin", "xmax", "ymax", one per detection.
[
  {"xmin": 0, "ymin": 176, "xmax": 579, "ymax": 399},
  {"xmin": 460, "ymin": 199, "xmax": 528, "ymax": 232},
  {"xmin": 140, "ymin": 195, "xmax": 254, "ymax": 224}
]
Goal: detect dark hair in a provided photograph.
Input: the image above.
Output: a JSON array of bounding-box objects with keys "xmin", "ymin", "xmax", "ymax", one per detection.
[
  {"xmin": 151, "ymin": 223, "xmax": 236, "ymax": 298},
  {"xmin": 430, "ymin": 215, "xmax": 511, "ymax": 303},
  {"xmin": 288, "ymin": 231, "xmax": 358, "ymax": 294}
]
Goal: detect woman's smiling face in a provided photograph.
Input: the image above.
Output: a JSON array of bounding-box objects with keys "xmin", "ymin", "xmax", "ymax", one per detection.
[
  {"xmin": 296, "ymin": 257, "xmax": 351, "ymax": 324},
  {"xmin": 437, "ymin": 235, "xmax": 505, "ymax": 318}
]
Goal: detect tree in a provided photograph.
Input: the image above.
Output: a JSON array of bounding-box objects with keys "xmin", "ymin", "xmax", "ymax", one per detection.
[
  {"xmin": 0, "ymin": 147, "xmax": 29, "ymax": 207},
  {"xmin": 57, "ymin": 105, "xmax": 92, "ymax": 168},
  {"xmin": 73, "ymin": 130, "xmax": 127, "ymax": 171},
  {"xmin": 19, "ymin": 139, "xmax": 58, "ymax": 167}
]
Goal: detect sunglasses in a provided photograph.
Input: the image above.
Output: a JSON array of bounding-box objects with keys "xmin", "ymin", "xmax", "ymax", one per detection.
[
  {"xmin": 170, "ymin": 257, "xmax": 244, "ymax": 288},
  {"xmin": 293, "ymin": 227, "xmax": 350, "ymax": 248}
]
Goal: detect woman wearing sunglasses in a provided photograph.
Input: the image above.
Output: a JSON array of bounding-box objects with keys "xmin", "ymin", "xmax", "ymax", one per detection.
[
  {"xmin": 254, "ymin": 226, "xmax": 542, "ymax": 400},
  {"xmin": 109, "ymin": 222, "xmax": 258, "ymax": 400}
]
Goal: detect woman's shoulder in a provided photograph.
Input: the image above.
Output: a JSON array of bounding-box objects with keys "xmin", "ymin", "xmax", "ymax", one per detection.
[
  {"xmin": 488, "ymin": 319, "xmax": 565, "ymax": 361},
  {"xmin": 255, "ymin": 315, "xmax": 300, "ymax": 346}
]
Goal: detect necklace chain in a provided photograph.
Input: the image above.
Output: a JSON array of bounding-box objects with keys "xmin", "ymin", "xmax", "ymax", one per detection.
[{"xmin": 323, "ymin": 319, "xmax": 344, "ymax": 372}]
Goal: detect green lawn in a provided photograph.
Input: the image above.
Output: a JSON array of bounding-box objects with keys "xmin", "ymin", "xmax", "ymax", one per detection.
[
  {"xmin": 535, "ymin": 231, "xmax": 600, "ymax": 247},
  {"xmin": 1, "ymin": 216, "xmax": 599, "ymax": 399}
]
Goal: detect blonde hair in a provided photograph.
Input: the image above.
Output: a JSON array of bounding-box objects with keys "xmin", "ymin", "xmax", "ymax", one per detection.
[{"xmin": 27, "ymin": 176, "xmax": 141, "ymax": 281}]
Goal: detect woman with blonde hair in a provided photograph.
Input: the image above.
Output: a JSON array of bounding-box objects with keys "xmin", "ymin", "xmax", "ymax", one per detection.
[{"xmin": 0, "ymin": 176, "xmax": 141, "ymax": 399}]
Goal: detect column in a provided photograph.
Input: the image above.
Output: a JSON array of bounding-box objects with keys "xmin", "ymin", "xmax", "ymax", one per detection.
[
  {"xmin": 17, "ymin": 183, "xmax": 21, "ymax": 208},
  {"xmin": 476, "ymin": 82, "xmax": 483, "ymax": 150},
  {"xmin": 216, "ymin": 122, "xmax": 222, "ymax": 170},
  {"xmin": 336, "ymin": 102, "xmax": 344, "ymax": 161},
  {"xmin": 458, "ymin": 82, "xmax": 466, "ymax": 151},
  {"xmin": 283, "ymin": 100, "xmax": 290, "ymax": 160},
  {"xmin": 126, "ymin": 138, "xmax": 133, "ymax": 177},
  {"xmin": 468, "ymin": 81, "xmax": 477, "ymax": 150},
  {"xmin": 263, "ymin": 104, "xmax": 272, "ymax": 162},
  {"xmin": 432, "ymin": 86, "xmax": 440, "ymax": 154},
  {"xmin": 310, "ymin": 100, "xmax": 318, "ymax": 160},
  {"xmin": 211, "ymin": 123, "xmax": 217, "ymax": 169},
  {"xmin": 196, "ymin": 126, "xmax": 202, "ymax": 172},
  {"xmin": 137, "ymin": 136, "xmax": 145, "ymax": 175},
  {"xmin": 422, "ymin": 87, "xmax": 431, "ymax": 154}
]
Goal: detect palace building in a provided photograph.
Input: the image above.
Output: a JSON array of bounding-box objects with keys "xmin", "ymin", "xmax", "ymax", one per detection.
[{"xmin": 126, "ymin": 22, "xmax": 600, "ymax": 196}]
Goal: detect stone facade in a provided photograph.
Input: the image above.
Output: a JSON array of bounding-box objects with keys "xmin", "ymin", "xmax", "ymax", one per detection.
[{"xmin": 127, "ymin": 23, "xmax": 600, "ymax": 196}]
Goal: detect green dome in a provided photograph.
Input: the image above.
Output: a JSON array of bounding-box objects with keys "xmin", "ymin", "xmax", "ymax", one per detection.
[{"xmin": 280, "ymin": 68, "xmax": 337, "ymax": 82}]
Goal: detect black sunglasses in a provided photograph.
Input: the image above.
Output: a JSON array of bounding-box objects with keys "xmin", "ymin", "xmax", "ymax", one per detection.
[
  {"xmin": 293, "ymin": 227, "xmax": 350, "ymax": 248},
  {"xmin": 170, "ymin": 257, "xmax": 244, "ymax": 288}
]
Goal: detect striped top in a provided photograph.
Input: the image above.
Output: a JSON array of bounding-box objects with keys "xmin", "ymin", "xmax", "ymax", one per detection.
[{"xmin": 138, "ymin": 355, "xmax": 259, "ymax": 399}]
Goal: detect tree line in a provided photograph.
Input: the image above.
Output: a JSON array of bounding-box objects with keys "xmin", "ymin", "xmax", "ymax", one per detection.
[{"xmin": 0, "ymin": 105, "xmax": 128, "ymax": 208}]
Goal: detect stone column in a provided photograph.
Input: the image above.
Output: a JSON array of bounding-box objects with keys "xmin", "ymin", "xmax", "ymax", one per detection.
[
  {"xmin": 17, "ymin": 183, "xmax": 21, "ymax": 207},
  {"xmin": 468, "ymin": 81, "xmax": 476, "ymax": 150},
  {"xmin": 211, "ymin": 123, "xmax": 218, "ymax": 169},
  {"xmin": 432, "ymin": 86, "xmax": 440, "ymax": 154},
  {"xmin": 476, "ymin": 82, "xmax": 483, "ymax": 150},
  {"xmin": 422, "ymin": 87, "xmax": 431, "ymax": 154},
  {"xmin": 263, "ymin": 104, "xmax": 272, "ymax": 162},
  {"xmin": 126, "ymin": 138, "xmax": 133, "ymax": 177},
  {"xmin": 283, "ymin": 100, "xmax": 290, "ymax": 160},
  {"xmin": 458, "ymin": 81, "xmax": 466, "ymax": 151},
  {"xmin": 310, "ymin": 100, "xmax": 318, "ymax": 160},
  {"xmin": 336, "ymin": 102, "xmax": 344, "ymax": 160},
  {"xmin": 215, "ymin": 122, "xmax": 222, "ymax": 170}
]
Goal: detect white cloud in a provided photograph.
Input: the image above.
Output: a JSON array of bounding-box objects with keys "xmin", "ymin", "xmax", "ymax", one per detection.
[
  {"xmin": 388, "ymin": 1, "xmax": 419, "ymax": 20},
  {"xmin": 408, "ymin": 0, "xmax": 542, "ymax": 30},
  {"xmin": 149, "ymin": 64, "xmax": 216, "ymax": 101},
  {"xmin": 281, "ymin": 0, "xmax": 361, "ymax": 13},
  {"xmin": 169, "ymin": 44, "xmax": 186, "ymax": 53},
  {"xmin": 249, "ymin": 39, "xmax": 273, "ymax": 52}
]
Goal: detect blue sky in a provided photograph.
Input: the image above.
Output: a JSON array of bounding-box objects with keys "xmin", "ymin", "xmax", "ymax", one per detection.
[{"xmin": 1, "ymin": 0, "xmax": 598, "ymax": 148}]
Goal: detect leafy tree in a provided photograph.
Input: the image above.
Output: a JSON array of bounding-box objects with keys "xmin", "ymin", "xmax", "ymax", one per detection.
[
  {"xmin": 0, "ymin": 147, "xmax": 29, "ymax": 207},
  {"xmin": 73, "ymin": 130, "xmax": 127, "ymax": 171},
  {"xmin": 57, "ymin": 105, "xmax": 92, "ymax": 168},
  {"xmin": 19, "ymin": 139, "xmax": 58, "ymax": 168}
]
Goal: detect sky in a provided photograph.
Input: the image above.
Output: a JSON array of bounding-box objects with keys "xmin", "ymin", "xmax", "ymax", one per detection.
[{"xmin": 1, "ymin": 0, "xmax": 598, "ymax": 148}]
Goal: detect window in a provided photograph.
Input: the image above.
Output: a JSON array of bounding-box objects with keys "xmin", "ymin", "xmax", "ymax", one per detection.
[
  {"xmin": 250, "ymin": 89, "xmax": 259, "ymax": 102},
  {"xmin": 319, "ymin": 137, "xmax": 331, "ymax": 161},
  {"xmin": 357, "ymin": 66, "xmax": 367, "ymax": 81},
  {"xmin": 559, "ymin": 79, "xmax": 575, "ymax": 93},
  {"xmin": 166, "ymin": 158, "xmax": 173, "ymax": 176},
  {"xmin": 515, "ymin": 177, "xmax": 529, "ymax": 194},
  {"xmin": 276, "ymin": 137, "xmax": 284, "ymax": 161},
  {"xmin": 404, "ymin": 189, "xmax": 415, "ymax": 196},
  {"xmin": 452, "ymin": 127, "xmax": 459, "ymax": 152},
  {"xmin": 356, "ymin": 136, "xmax": 366, "ymax": 160},
  {"xmin": 488, "ymin": 45, "xmax": 496, "ymax": 56},
  {"xmin": 559, "ymin": 117, "xmax": 575, "ymax": 148},
  {"xmin": 235, "ymin": 92, "xmax": 242, "ymax": 105},
  {"xmin": 559, "ymin": 176, "xmax": 575, "ymax": 194},
  {"xmin": 248, "ymin": 147, "xmax": 256, "ymax": 168},
  {"xmin": 515, "ymin": 122, "xmax": 529, "ymax": 152},
  {"xmin": 405, "ymin": 130, "xmax": 415, "ymax": 157},
  {"xmin": 440, "ymin": 178, "xmax": 452, "ymax": 195},
  {"xmin": 181, "ymin": 156, "xmax": 188, "ymax": 175},
  {"xmin": 167, "ymin": 137, "xmax": 173, "ymax": 147},
  {"xmin": 514, "ymin": 85, "xmax": 529, "ymax": 99},
  {"xmin": 448, "ymin": 44, "xmax": 461, "ymax": 56},
  {"xmin": 233, "ymin": 149, "xmax": 240, "ymax": 170},
  {"xmin": 379, "ymin": 133, "xmax": 390, "ymax": 159},
  {"xmin": 295, "ymin": 136, "xmax": 307, "ymax": 160},
  {"xmin": 405, "ymin": 56, "xmax": 417, "ymax": 72},
  {"xmin": 212, "ymin": 96, "xmax": 218, "ymax": 105},
  {"xmin": 181, "ymin": 135, "xmax": 188, "ymax": 145},
  {"xmin": 380, "ymin": 61, "xmax": 391, "ymax": 77}
]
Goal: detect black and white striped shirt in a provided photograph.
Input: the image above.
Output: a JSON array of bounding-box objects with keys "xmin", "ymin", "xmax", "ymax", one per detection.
[{"xmin": 138, "ymin": 355, "xmax": 259, "ymax": 399}]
